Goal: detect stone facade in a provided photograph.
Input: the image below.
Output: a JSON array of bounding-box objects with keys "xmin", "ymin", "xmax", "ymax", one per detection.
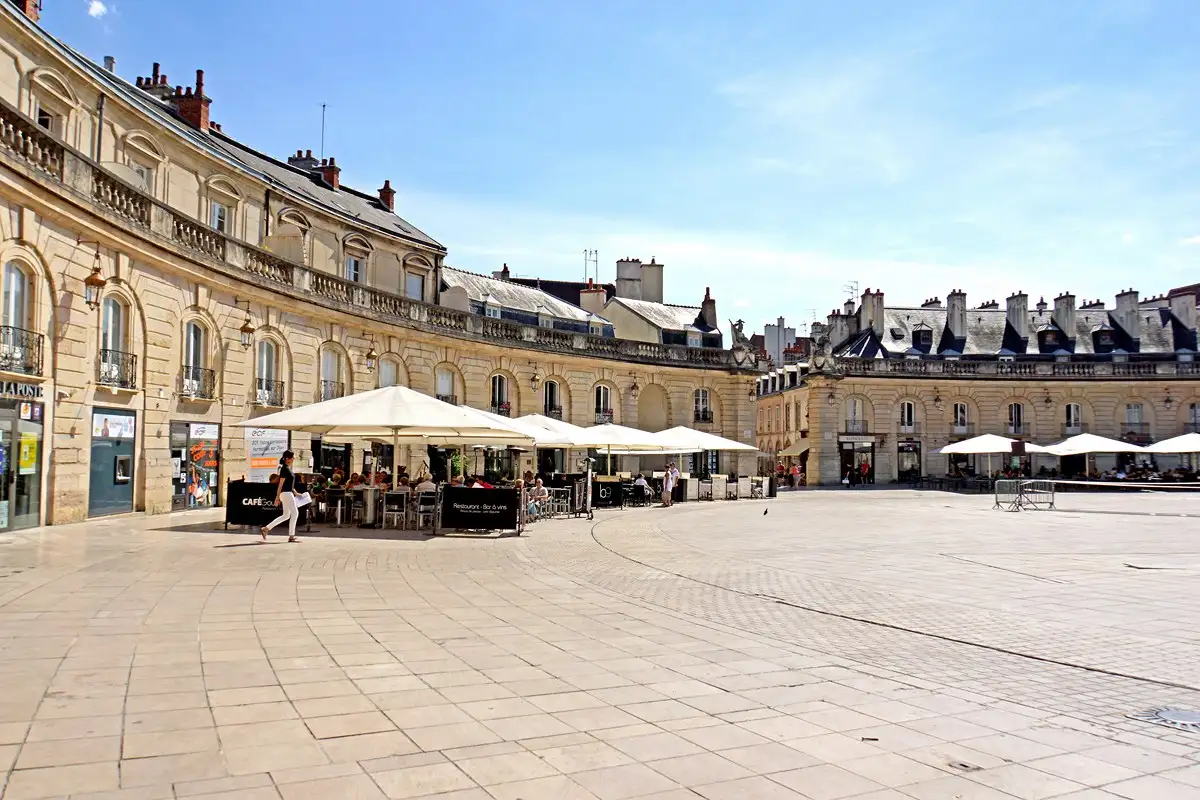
[{"xmin": 0, "ymin": 3, "xmax": 758, "ymax": 525}]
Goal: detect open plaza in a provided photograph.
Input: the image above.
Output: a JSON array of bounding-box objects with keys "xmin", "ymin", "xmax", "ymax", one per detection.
[{"xmin": 0, "ymin": 489, "xmax": 1197, "ymax": 799}]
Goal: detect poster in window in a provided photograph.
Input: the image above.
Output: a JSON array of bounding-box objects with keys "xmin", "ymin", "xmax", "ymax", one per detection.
[
  {"xmin": 18, "ymin": 434, "xmax": 37, "ymax": 475},
  {"xmin": 0, "ymin": 500, "xmax": 8, "ymax": 529},
  {"xmin": 246, "ymin": 427, "xmax": 288, "ymax": 483},
  {"xmin": 18, "ymin": 402, "xmax": 31, "ymax": 421},
  {"xmin": 92, "ymin": 412, "xmax": 135, "ymax": 439}
]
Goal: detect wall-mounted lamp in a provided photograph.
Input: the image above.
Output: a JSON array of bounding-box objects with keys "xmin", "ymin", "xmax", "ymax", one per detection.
[
  {"xmin": 629, "ymin": 373, "xmax": 641, "ymax": 400},
  {"xmin": 827, "ymin": 391, "xmax": 836, "ymax": 407},
  {"xmin": 1044, "ymin": 393, "xmax": 1053, "ymax": 407},
  {"xmin": 529, "ymin": 364, "xmax": 541, "ymax": 392},
  {"xmin": 933, "ymin": 393, "xmax": 944, "ymax": 411},
  {"xmin": 78, "ymin": 239, "xmax": 106, "ymax": 311},
  {"xmin": 1164, "ymin": 393, "xmax": 1174, "ymax": 410},
  {"xmin": 365, "ymin": 335, "xmax": 378, "ymax": 373},
  {"xmin": 234, "ymin": 298, "xmax": 255, "ymax": 349}
]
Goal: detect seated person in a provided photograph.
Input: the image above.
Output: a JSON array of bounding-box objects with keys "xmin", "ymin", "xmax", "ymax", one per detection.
[
  {"xmin": 330, "ymin": 469, "xmax": 345, "ymax": 487},
  {"xmin": 414, "ymin": 474, "xmax": 436, "ymax": 492}
]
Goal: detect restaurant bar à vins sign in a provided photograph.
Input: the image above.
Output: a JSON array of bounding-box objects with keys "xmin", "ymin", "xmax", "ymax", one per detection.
[{"xmin": 440, "ymin": 486, "xmax": 520, "ymax": 530}]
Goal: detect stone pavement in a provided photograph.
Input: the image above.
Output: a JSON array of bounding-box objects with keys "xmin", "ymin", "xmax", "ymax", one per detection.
[{"xmin": 0, "ymin": 491, "xmax": 1197, "ymax": 799}]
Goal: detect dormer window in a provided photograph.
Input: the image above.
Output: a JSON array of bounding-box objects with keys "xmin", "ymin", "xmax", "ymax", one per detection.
[
  {"xmin": 1097, "ymin": 332, "xmax": 1112, "ymax": 346},
  {"xmin": 1043, "ymin": 332, "xmax": 1058, "ymax": 346},
  {"xmin": 485, "ymin": 305, "xmax": 501, "ymax": 319},
  {"xmin": 687, "ymin": 331, "xmax": 701, "ymax": 348},
  {"xmin": 914, "ymin": 329, "xmax": 932, "ymax": 348}
]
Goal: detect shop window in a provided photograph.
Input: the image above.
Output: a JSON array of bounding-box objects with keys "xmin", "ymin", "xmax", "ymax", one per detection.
[{"xmin": 171, "ymin": 421, "xmax": 220, "ymax": 511}]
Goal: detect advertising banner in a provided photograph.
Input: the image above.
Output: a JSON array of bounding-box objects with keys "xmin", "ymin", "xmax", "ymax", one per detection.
[
  {"xmin": 224, "ymin": 479, "xmax": 308, "ymax": 528},
  {"xmin": 439, "ymin": 486, "xmax": 520, "ymax": 530},
  {"xmin": 246, "ymin": 428, "xmax": 289, "ymax": 483},
  {"xmin": 92, "ymin": 412, "xmax": 135, "ymax": 439}
]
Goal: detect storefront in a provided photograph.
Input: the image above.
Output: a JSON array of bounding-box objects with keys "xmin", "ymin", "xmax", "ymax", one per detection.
[
  {"xmin": 171, "ymin": 422, "xmax": 220, "ymax": 510},
  {"xmin": 0, "ymin": 386, "xmax": 45, "ymax": 529},
  {"xmin": 89, "ymin": 408, "xmax": 134, "ymax": 517},
  {"xmin": 839, "ymin": 436, "xmax": 874, "ymax": 483},
  {"xmin": 897, "ymin": 440, "xmax": 922, "ymax": 482},
  {"xmin": 537, "ymin": 447, "xmax": 564, "ymax": 476},
  {"xmin": 245, "ymin": 427, "xmax": 289, "ymax": 483}
]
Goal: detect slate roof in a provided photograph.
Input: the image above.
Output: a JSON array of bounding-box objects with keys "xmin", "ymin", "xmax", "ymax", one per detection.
[
  {"xmin": 608, "ymin": 297, "xmax": 716, "ymax": 334},
  {"xmin": 441, "ymin": 267, "xmax": 606, "ymax": 323},
  {"xmin": 42, "ymin": 28, "xmax": 443, "ymax": 251},
  {"xmin": 507, "ymin": 277, "xmax": 616, "ymax": 307},
  {"xmin": 837, "ymin": 304, "xmax": 1186, "ymax": 357}
]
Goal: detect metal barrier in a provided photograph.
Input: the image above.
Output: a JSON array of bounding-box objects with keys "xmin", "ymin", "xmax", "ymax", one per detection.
[
  {"xmin": 993, "ymin": 479, "xmax": 1056, "ymax": 511},
  {"xmin": 1018, "ymin": 479, "xmax": 1056, "ymax": 510},
  {"xmin": 993, "ymin": 479, "xmax": 1021, "ymax": 511}
]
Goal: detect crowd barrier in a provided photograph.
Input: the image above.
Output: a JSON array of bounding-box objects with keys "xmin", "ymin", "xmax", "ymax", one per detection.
[{"xmin": 993, "ymin": 479, "xmax": 1056, "ymax": 512}]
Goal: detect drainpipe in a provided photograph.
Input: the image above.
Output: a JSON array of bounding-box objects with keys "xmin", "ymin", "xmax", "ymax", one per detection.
[{"xmin": 94, "ymin": 93, "xmax": 106, "ymax": 161}]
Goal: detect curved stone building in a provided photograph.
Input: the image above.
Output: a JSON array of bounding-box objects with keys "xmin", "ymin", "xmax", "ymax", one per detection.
[{"xmin": 0, "ymin": 1, "xmax": 758, "ymax": 526}]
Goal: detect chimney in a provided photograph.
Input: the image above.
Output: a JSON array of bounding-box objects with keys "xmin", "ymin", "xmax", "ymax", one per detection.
[
  {"xmin": 614, "ymin": 258, "xmax": 643, "ymax": 300},
  {"xmin": 287, "ymin": 148, "xmax": 319, "ymax": 170},
  {"xmin": 1053, "ymin": 292, "xmax": 1076, "ymax": 341},
  {"xmin": 978, "ymin": 299, "xmax": 999, "ymax": 310},
  {"xmin": 641, "ymin": 257, "xmax": 664, "ymax": 304},
  {"xmin": 860, "ymin": 288, "xmax": 885, "ymax": 338},
  {"xmin": 1114, "ymin": 288, "xmax": 1140, "ymax": 343},
  {"xmin": 318, "ymin": 157, "xmax": 340, "ymax": 190},
  {"xmin": 921, "ymin": 297, "xmax": 942, "ymax": 308},
  {"xmin": 843, "ymin": 297, "xmax": 855, "ymax": 316},
  {"xmin": 103, "ymin": 56, "xmax": 116, "ymax": 73},
  {"xmin": 171, "ymin": 69, "xmax": 211, "ymax": 133},
  {"xmin": 1169, "ymin": 290, "xmax": 1197, "ymax": 339},
  {"xmin": 579, "ymin": 278, "xmax": 608, "ymax": 317},
  {"xmin": 492, "ymin": 263, "xmax": 511, "ymax": 280},
  {"xmin": 700, "ymin": 286, "xmax": 718, "ymax": 330},
  {"xmin": 14, "ymin": 0, "xmax": 39, "ymax": 22},
  {"xmin": 1006, "ymin": 291, "xmax": 1029, "ymax": 340},
  {"xmin": 1035, "ymin": 296, "xmax": 1048, "ymax": 313},
  {"xmin": 378, "ymin": 179, "xmax": 395, "ymax": 212},
  {"xmin": 946, "ymin": 289, "xmax": 967, "ymax": 340}
]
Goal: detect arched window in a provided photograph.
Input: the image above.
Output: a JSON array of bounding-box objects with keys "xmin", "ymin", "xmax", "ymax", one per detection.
[
  {"xmin": 379, "ymin": 357, "xmax": 400, "ymax": 388},
  {"xmin": 181, "ymin": 321, "xmax": 213, "ymax": 398},
  {"xmin": 98, "ymin": 297, "xmax": 134, "ymax": 388},
  {"xmin": 952, "ymin": 402, "xmax": 969, "ymax": 434},
  {"xmin": 1065, "ymin": 403, "xmax": 1082, "ymax": 435},
  {"xmin": 2, "ymin": 262, "xmax": 30, "ymax": 331},
  {"xmin": 899, "ymin": 400, "xmax": 916, "ymax": 433},
  {"xmin": 320, "ymin": 347, "xmax": 344, "ymax": 400},
  {"xmin": 435, "ymin": 366, "xmax": 457, "ymax": 404},
  {"xmin": 594, "ymin": 385, "xmax": 613, "ymax": 424},
  {"xmin": 543, "ymin": 380, "xmax": 561, "ymax": 419},
  {"xmin": 1189, "ymin": 402, "xmax": 1200, "ymax": 433},
  {"xmin": 694, "ymin": 388, "xmax": 712, "ymax": 422},
  {"xmin": 845, "ymin": 397, "xmax": 866, "ymax": 434},
  {"xmin": 1123, "ymin": 402, "xmax": 1147, "ymax": 443},
  {"xmin": 256, "ymin": 340, "xmax": 282, "ymax": 406},
  {"xmin": 1007, "ymin": 402, "xmax": 1024, "ymax": 435},
  {"xmin": 490, "ymin": 374, "xmax": 510, "ymax": 415}
]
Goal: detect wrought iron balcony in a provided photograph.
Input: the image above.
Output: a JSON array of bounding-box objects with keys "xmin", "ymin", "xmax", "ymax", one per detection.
[
  {"xmin": 320, "ymin": 380, "xmax": 344, "ymax": 401},
  {"xmin": 0, "ymin": 326, "xmax": 43, "ymax": 376},
  {"xmin": 544, "ymin": 405, "xmax": 563, "ymax": 420},
  {"xmin": 843, "ymin": 419, "xmax": 869, "ymax": 434},
  {"xmin": 490, "ymin": 403, "xmax": 512, "ymax": 417},
  {"xmin": 97, "ymin": 349, "xmax": 136, "ymax": 389},
  {"xmin": 896, "ymin": 421, "xmax": 921, "ymax": 436},
  {"xmin": 436, "ymin": 393, "xmax": 458, "ymax": 405},
  {"xmin": 950, "ymin": 423, "xmax": 976, "ymax": 439},
  {"xmin": 1063, "ymin": 423, "xmax": 1088, "ymax": 436},
  {"xmin": 595, "ymin": 410, "xmax": 614, "ymax": 424},
  {"xmin": 694, "ymin": 408, "xmax": 714, "ymax": 423},
  {"xmin": 1185, "ymin": 422, "xmax": 1200, "ymax": 434},
  {"xmin": 1007, "ymin": 423, "xmax": 1029, "ymax": 436},
  {"xmin": 179, "ymin": 365, "xmax": 216, "ymax": 399},
  {"xmin": 255, "ymin": 378, "xmax": 285, "ymax": 407},
  {"xmin": 1121, "ymin": 422, "xmax": 1152, "ymax": 445}
]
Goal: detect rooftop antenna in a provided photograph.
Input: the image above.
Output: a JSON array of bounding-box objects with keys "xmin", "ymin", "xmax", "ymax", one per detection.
[
  {"xmin": 844, "ymin": 280, "xmax": 859, "ymax": 299},
  {"xmin": 583, "ymin": 249, "xmax": 598, "ymax": 282},
  {"xmin": 320, "ymin": 103, "xmax": 326, "ymax": 160}
]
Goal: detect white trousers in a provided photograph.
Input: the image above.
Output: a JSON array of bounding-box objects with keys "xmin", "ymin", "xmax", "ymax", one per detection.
[{"xmin": 265, "ymin": 492, "xmax": 298, "ymax": 539}]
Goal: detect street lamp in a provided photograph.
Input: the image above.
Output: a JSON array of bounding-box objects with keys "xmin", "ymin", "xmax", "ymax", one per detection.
[
  {"xmin": 78, "ymin": 241, "xmax": 106, "ymax": 311},
  {"xmin": 827, "ymin": 391, "xmax": 836, "ymax": 407},
  {"xmin": 629, "ymin": 373, "xmax": 640, "ymax": 400},
  {"xmin": 365, "ymin": 338, "xmax": 378, "ymax": 373},
  {"xmin": 234, "ymin": 299, "xmax": 254, "ymax": 349}
]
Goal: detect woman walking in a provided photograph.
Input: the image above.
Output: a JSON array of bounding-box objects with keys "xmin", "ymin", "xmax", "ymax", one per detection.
[{"xmin": 261, "ymin": 450, "xmax": 301, "ymax": 543}]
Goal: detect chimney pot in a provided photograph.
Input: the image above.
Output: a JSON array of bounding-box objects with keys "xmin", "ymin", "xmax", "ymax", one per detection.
[
  {"xmin": 104, "ymin": 56, "xmax": 116, "ymax": 73},
  {"xmin": 377, "ymin": 179, "xmax": 395, "ymax": 211},
  {"xmin": 195, "ymin": 69, "xmax": 204, "ymax": 96},
  {"xmin": 136, "ymin": 77, "xmax": 144, "ymax": 87},
  {"xmin": 152, "ymin": 62, "xmax": 160, "ymax": 81},
  {"xmin": 184, "ymin": 87, "xmax": 192, "ymax": 97},
  {"xmin": 305, "ymin": 149, "xmax": 312, "ymax": 158}
]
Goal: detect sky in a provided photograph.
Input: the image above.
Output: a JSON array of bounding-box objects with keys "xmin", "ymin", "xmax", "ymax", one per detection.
[{"xmin": 47, "ymin": 0, "xmax": 1200, "ymax": 338}]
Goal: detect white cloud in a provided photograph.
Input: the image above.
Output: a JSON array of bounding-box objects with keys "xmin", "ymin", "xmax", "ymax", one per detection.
[
  {"xmin": 1182, "ymin": 236, "xmax": 1200, "ymax": 246},
  {"xmin": 87, "ymin": 0, "xmax": 107, "ymax": 18},
  {"xmin": 1121, "ymin": 232, "xmax": 1136, "ymax": 243}
]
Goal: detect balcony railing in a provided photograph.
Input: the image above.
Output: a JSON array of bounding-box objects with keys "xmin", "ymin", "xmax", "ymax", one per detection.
[
  {"xmin": 844, "ymin": 419, "xmax": 869, "ymax": 434},
  {"xmin": 255, "ymin": 378, "xmax": 285, "ymax": 407},
  {"xmin": 1007, "ymin": 423, "xmax": 1028, "ymax": 436},
  {"xmin": 97, "ymin": 349, "xmax": 136, "ymax": 389},
  {"xmin": 544, "ymin": 406, "xmax": 563, "ymax": 420},
  {"xmin": 950, "ymin": 423, "xmax": 976, "ymax": 439},
  {"xmin": 1185, "ymin": 422, "xmax": 1200, "ymax": 434},
  {"xmin": 490, "ymin": 403, "xmax": 512, "ymax": 417},
  {"xmin": 436, "ymin": 394, "xmax": 458, "ymax": 405},
  {"xmin": 0, "ymin": 326, "xmax": 43, "ymax": 376},
  {"xmin": 694, "ymin": 408, "xmax": 713, "ymax": 423},
  {"xmin": 320, "ymin": 380, "xmax": 344, "ymax": 401},
  {"xmin": 896, "ymin": 421, "xmax": 921, "ymax": 436},
  {"xmin": 1063, "ymin": 423, "xmax": 1087, "ymax": 436},
  {"xmin": 595, "ymin": 410, "xmax": 614, "ymax": 424},
  {"xmin": 179, "ymin": 365, "xmax": 216, "ymax": 399},
  {"xmin": 1121, "ymin": 422, "xmax": 1152, "ymax": 445}
]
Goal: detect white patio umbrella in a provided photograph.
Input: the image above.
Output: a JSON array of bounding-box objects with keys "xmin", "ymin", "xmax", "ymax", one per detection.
[
  {"xmin": 1044, "ymin": 433, "xmax": 1144, "ymax": 456},
  {"xmin": 237, "ymin": 386, "xmax": 535, "ymax": 482},
  {"xmin": 938, "ymin": 433, "xmax": 1047, "ymax": 478},
  {"xmin": 652, "ymin": 426, "xmax": 758, "ymax": 453},
  {"xmin": 1145, "ymin": 432, "xmax": 1200, "ymax": 454}
]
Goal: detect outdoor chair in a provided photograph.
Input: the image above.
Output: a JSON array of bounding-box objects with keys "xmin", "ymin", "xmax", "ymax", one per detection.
[
  {"xmin": 323, "ymin": 488, "xmax": 347, "ymax": 526},
  {"xmin": 412, "ymin": 491, "xmax": 438, "ymax": 529},
  {"xmin": 382, "ymin": 490, "xmax": 409, "ymax": 529}
]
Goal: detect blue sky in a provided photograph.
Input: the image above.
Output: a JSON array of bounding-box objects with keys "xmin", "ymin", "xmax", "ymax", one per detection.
[{"xmin": 49, "ymin": 0, "xmax": 1200, "ymax": 337}]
